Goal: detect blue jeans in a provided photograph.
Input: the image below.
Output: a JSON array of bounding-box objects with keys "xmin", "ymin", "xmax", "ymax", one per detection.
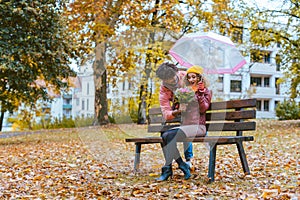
[
  {"xmin": 184, "ymin": 142, "xmax": 193, "ymax": 161},
  {"xmin": 184, "ymin": 131, "xmax": 208, "ymax": 160}
]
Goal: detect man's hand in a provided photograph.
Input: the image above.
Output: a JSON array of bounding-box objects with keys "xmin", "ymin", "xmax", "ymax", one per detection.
[
  {"xmin": 179, "ymin": 103, "xmax": 187, "ymax": 112},
  {"xmin": 172, "ymin": 109, "xmax": 181, "ymax": 116}
]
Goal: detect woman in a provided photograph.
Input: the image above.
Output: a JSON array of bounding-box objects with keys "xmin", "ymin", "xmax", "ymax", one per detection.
[{"xmin": 156, "ymin": 65, "xmax": 212, "ymax": 181}]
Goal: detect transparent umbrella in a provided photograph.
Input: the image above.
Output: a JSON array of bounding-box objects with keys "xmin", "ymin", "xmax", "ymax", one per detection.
[{"xmin": 169, "ymin": 32, "xmax": 246, "ymax": 74}]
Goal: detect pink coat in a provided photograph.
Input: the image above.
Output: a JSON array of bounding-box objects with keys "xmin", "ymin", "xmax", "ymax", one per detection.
[{"xmin": 159, "ymin": 71, "xmax": 186, "ymax": 120}]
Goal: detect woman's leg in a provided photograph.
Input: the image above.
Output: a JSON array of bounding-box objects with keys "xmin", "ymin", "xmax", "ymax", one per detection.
[{"xmin": 183, "ymin": 142, "xmax": 193, "ymax": 161}]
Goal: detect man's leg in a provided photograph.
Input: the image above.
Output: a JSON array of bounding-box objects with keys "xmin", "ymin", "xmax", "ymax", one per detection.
[{"xmin": 162, "ymin": 129, "xmax": 182, "ymax": 166}]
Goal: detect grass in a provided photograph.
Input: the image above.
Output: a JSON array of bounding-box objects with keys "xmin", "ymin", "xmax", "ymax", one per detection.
[{"xmin": 0, "ymin": 120, "xmax": 299, "ymax": 199}]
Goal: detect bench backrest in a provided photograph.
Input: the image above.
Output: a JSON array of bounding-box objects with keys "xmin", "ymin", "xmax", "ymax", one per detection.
[{"xmin": 148, "ymin": 98, "xmax": 256, "ymax": 136}]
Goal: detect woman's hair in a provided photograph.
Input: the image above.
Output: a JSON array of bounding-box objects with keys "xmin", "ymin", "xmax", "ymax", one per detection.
[
  {"xmin": 184, "ymin": 73, "xmax": 209, "ymax": 87},
  {"xmin": 156, "ymin": 62, "xmax": 178, "ymax": 80}
]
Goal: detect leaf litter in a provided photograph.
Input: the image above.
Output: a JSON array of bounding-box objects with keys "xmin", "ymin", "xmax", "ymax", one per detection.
[{"xmin": 0, "ymin": 120, "xmax": 298, "ymax": 199}]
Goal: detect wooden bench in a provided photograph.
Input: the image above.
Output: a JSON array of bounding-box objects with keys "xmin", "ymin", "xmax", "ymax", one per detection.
[{"xmin": 125, "ymin": 98, "xmax": 256, "ymax": 182}]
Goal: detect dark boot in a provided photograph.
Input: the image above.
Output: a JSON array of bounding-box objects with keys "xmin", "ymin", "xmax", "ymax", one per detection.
[
  {"xmin": 179, "ymin": 162, "xmax": 191, "ymax": 180},
  {"xmin": 156, "ymin": 166, "xmax": 173, "ymax": 181}
]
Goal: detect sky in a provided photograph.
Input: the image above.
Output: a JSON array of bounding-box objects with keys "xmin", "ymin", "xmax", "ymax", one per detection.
[{"xmin": 250, "ymin": 0, "xmax": 287, "ymax": 10}]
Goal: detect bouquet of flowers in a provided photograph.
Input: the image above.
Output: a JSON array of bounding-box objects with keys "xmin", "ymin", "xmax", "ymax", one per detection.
[{"xmin": 175, "ymin": 87, "xmax": 195, "ymax": 104}]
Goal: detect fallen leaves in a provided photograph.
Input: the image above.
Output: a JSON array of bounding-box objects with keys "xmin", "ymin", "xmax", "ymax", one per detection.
[{"xmin": 0, "ymin": 120, "xmax": 299, "ymax": 199}]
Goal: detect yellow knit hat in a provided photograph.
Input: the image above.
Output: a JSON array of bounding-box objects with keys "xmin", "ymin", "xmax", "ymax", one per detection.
[{"xmin": 186, "ymin": 65, "xmax": 203, "ymax": 75}]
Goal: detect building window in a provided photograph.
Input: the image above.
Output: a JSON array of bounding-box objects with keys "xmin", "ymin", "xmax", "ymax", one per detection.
[
  {"xmin": 264, "ymin": 100, "xmax": 269, "ymax": 111},
  {"xmin": 276, "ymin": 55, "xmax": 281, "ymax": 71},
  {"xmin": 122, "ymin": 81, "xmax": 126, "ymax": 91},
  {"xmin": 251, "ymin": 77, "xmax": 262, "ymax": 87},
  {"xmin": 275, "ymin": 78, "xmax": 280, "ymax": 94},
  {"xmin": 230, "ymin": 80, "xmax": 241, "ymax": 92},
  {"xmin": 232, "ymin": 29, "xmax": 243, "ymax": 44},
  {"xmin": 64, "ymin": 110, "xmax": 71, "ymax": 118},
  {"xmin": 256, "ymin": 100, "xmax": 262, "ymax": 111},
  {"xmin": 87, "ymin": 83, "xmax": 89, "ymax": 95},
  {"xmin": 82, "ymin": 100, "xmax": 85, "ymax": 110},
  {"xmin": 87, "ymin": 99, "xmax": 89, "ymax": 111},
  {"xmin": 277, "ymin": 42, "xmax": 281, "ymax": 48},
  {"xmin": 64, "ymin": 98, "xmax": 71, "ymax": 105},
  {"xmin": 274, "ymin": 101, "xmax": 279, "ymax": 110},
  {"xmin": 218, "ymin": 76, "xmax": 223, "ymax": 83},
  {"xmin": 217, "ymin": 76, "xmax": 224, "ymax": 92},
  {"xmin": 263, "ymin": 53, "xmax": 271, "ymax": 63},
  {"xmin": 264, "ymin": 77, "xmax": 270, "ymax": 87},
  {"xmin": 107, "ymin": 83, "xmax": 110, "ymax": 93},
  {"xmin": 250, "ymin": 50, "xmax": 271, "ymax": 63}
]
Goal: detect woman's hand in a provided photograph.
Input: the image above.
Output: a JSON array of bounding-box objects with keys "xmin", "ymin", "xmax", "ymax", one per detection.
[{"xmin": 198, "ymin": 82, "xmax": 205, "ymax": 92}]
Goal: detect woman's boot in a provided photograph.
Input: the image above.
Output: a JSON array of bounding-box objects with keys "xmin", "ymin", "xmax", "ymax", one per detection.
[
  {"xmin": 179, "ymin": 162, "xmax": 191, "ymax": 180},
  {"xmin": 156, "ymin": 166, "xmax": 173, "ymax": 181}
]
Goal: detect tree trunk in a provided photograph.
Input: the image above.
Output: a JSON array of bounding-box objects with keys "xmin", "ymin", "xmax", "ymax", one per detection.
[
  {"xmin": 137, "ymin": 84, "xmax": 147, "ymax": 124},
  {"xmin": 93, "ymin": 42, "xmax": 109, "ymax": 125},
  {"xmin": 0, "ymin": 110, "xmax": 4, "ymax": 132}
]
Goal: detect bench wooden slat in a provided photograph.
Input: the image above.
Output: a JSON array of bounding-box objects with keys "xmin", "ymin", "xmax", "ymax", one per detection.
[
  {"xmin": 149, "ymin": 116, "xmax": 180, "ymax": 124},
  {"xmin": 149, "ymin": 99, "xmax": 256, "ymax": 115},
  {"xmin": 206, "ymin": 110, "xmax": 256, "ymax": 121},
  {"xmin": 150, "ymin": 110, "xmax": 256, "ymax": 123},
  {"xmin": 148, "ymin": 107, "xmax": 162, "ymax": 115},
  {"xmin": 125, "ymin": 136, "xmax": 254, "ymax": 144},
  {"xmin": 209, "ymin": 98, "xmax": 256, "ymax": 110},
  {"xmin": 148, "ymin": 124, "xmax": 179, "ymax": 132},
  {"xmin": 206, "ymin": 121, "xmax": 256, "ymax": 131},
  {"xmin": 148, "ymin": 121, "xmax": 256, "ymax": 133}
]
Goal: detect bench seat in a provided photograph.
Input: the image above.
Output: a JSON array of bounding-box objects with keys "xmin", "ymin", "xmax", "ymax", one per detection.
[{"xmin": 125, "ymin": 98, "xmax": 256, "ymax": 182}]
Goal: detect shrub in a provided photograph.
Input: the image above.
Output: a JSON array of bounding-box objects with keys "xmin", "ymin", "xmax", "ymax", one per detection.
[
  {"xmin": 73, "ymin": 115, "xmax": 94, "ymax": 127},
  {"xmin": 275, "ymin": 99, "xmax": 300, "ymax": 120}
]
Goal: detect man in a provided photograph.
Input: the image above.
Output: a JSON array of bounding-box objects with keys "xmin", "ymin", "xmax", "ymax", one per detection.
[{"xmin": 155, "ymin": 62, "xmax": 193, "ymax": 168}]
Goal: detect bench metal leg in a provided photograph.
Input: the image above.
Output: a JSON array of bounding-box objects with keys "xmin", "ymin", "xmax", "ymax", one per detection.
[
  {"xmin": 134, "ymin": 143, "xmax": 141, "ymax": 171},
  {"xmin": 208, "ymin": 143, "xmax": 217, "ymax": 183},
  {"xmin": 236, "ymin": 141, "xmax": 250, "ymax": 175}
]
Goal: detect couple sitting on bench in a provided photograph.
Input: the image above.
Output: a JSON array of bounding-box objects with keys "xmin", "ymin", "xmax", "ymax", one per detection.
[{"xmin": 155, "ymin": 62, "xmax": 212, "ymax": 181}]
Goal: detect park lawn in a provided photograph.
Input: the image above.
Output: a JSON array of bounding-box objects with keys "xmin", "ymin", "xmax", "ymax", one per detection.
[{"xmin": 0, "ymin": 120, "xmax": 299, "ymax": 199}]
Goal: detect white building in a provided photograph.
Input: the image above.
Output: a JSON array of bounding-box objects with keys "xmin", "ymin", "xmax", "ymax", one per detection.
[
  {"xmin": 64, "ymin": 61, "xmax": 140, "ymax": 120},
  {"xmin": 211, "ymin": 30, "xmax": 296, "ymax": 118},
  {"xmin": 71, "ymin": 61, "xmax": 95, "ymax": 118}
]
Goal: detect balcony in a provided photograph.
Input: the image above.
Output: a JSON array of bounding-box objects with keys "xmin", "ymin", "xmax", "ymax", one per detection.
[
  {"xmin": 253, "ymin": 87, "xmax": 275, "ymax": 97},
  {"xmin": 63, "ymin": 94, "xmax": 72, "ymax": 99},
  {"xmin": 249, "ymin": 63, "xmax": 276, "ymax": 75},
  {"xmin": 63, "ymin": 104, "xmax": 72, "ymax": 109}
]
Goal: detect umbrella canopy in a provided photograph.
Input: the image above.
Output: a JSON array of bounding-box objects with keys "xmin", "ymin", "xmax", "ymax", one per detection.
[{"xmin": 169, "ymin": 32, "xmax": 246, "ymax": 74}]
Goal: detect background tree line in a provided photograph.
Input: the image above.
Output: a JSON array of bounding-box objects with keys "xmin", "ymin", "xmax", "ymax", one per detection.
[{"xmin": 0, "ymin": 0, "xmax": 299, "ymax": 130}]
